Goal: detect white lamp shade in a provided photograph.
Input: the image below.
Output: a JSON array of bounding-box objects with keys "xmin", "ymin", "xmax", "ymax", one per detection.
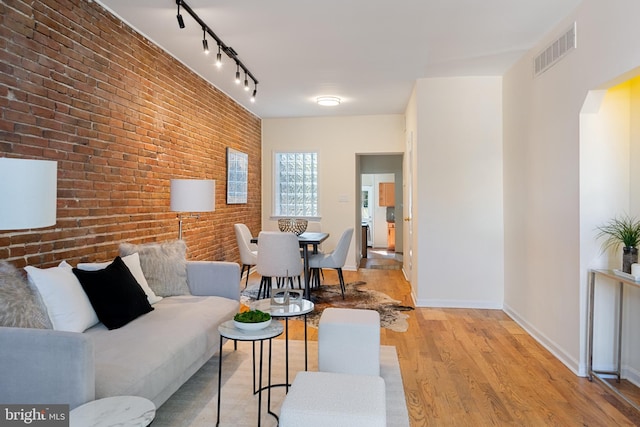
[
  {"xmin": 0, "ymin": 158, "xmax": 57, "ymax": 230},
  {"xmin": 170, "ymin": 179, "xmax": 215, "ymax": 212}
]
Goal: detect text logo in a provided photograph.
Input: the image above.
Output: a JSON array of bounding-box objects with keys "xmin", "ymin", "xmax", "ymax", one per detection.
[{"xmin": 0, "ymin": 405, "xmax": 68, "ymax": 427}]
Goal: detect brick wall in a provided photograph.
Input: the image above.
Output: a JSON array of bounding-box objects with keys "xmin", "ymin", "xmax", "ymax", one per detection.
[{"xmin": 0, "ymin": 0, "xmax": 262, "ymax": 268}]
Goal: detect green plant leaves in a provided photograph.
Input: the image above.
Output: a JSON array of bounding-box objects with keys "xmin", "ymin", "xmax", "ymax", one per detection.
[{"xmin": 596, "ymin": 215, "xmax": 640, "ymax": 251}]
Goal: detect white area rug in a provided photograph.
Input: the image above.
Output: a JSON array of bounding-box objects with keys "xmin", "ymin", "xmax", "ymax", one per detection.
[{"xmin": 153, "ymin": 339, "xmax": 410, "ymax": 427}]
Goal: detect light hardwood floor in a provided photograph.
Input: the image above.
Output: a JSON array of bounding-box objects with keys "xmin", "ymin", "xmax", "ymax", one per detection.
[{"xmin": 246, "ymin": 268, "xmax": 640, "ymax": 426}]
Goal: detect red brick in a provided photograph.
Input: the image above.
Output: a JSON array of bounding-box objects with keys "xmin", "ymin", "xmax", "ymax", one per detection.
[{"xmin": 0, "ymin": 0, "xmax": 261, "ymax": 267}]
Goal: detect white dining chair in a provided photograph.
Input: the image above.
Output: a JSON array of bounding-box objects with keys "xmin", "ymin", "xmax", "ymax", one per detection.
[
  {"xmin": 256, "ymin": 231, "xmax": 304, "ymax": 299},
  {"xmin": 234, "ymin": 224, "xmax": 258, "ymax": 289},
  {"xmin": 308, "ymin": 228, "xmax": 354, "ymax": 299}
]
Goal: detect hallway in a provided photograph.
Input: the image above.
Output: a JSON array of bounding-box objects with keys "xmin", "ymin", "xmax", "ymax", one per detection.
[{"xmin": 360, "ymin": 248, "xmax": 403, "ymax": 270}]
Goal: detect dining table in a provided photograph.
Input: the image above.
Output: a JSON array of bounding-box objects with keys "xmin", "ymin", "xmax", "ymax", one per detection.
[{"xmin": 252, "ymin": 231, "xmax": 329, "ymax": 300}]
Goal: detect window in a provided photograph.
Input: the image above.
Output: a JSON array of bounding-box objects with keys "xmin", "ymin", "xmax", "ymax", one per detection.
[{"xmin": 274, "ymin": 152, "xmax": 318, "ymax": 217}]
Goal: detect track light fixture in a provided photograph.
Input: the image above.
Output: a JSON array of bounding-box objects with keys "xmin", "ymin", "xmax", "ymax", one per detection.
[
  {"xmin": 216, "ymin": 45, "xmax": 222, "ymax": 68},
  {"xmin": 202, "ymin": 29, "xmax": 209, "ymax": 54},
  {"xmin": 176, "ymin": 2, "xmax": 185, "ymax": 29},
  {"xmin": 175, "ymin": 0, "xmax": 258, "ymax": 102},
  {"xmin": 251, "ymin": 84, "xmax": 257, "ymax": 103}
]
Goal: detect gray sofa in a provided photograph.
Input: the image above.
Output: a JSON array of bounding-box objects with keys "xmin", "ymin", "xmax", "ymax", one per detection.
[{"xmin": 0, "ymin": 260, "xmax": 240, "ymax": 410}]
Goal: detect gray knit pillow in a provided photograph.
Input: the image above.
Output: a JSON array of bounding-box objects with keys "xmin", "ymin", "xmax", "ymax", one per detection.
[
  {"xmin": 119, "ymin": 240, "xmax": 190, "ymax": 297},
  {"xmin": 0, "ymin": 261, "xmax": 52, "ymax": 329}
]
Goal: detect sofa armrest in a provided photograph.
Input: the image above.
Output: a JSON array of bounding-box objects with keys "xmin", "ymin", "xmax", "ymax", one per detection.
[
  {"xmin": 186, "ymin": 261, "xmax": 240, "ymax": 301},
  {"xmin": 0, "ymin": 327, "xmax": 95, "ymax": 409}
]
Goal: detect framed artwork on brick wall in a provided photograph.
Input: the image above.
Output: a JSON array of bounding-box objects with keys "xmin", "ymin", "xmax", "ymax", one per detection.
[{"xmin": 226, "ymin": 148, "xmax": 248, "ymax": 204}]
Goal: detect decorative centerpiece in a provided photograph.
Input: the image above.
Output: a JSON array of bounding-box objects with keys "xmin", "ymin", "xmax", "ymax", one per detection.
[
  {"xmin": 278, "ymin": 218, "xmax": 308, "ymax": 235},
  {"xmin": 233, "ymin": 309, "xmax": 272, "ymax": 330},
  {"xmin": 271, "ymin": 279, "xmax": 303, "ymax": 307},
  {"xmin": 596, "ymin": 215, "xmax": 640, "ymax": 273}
]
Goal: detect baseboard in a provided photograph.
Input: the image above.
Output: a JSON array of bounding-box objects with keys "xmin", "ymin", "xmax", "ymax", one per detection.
[
  {"xmin": 623, "ymin": 365, "xmax": 640, "ymax": 388},
  {"xmin": 414, "ymin": 298, "xmax": 503, "ymax": 310},
  {"xmin": 503, "ymin": 303, "xmax": 582, "ymax": 376},
  {"xmin": 344, "ymin": 263, "xmax": 358, "ymax": 271}
]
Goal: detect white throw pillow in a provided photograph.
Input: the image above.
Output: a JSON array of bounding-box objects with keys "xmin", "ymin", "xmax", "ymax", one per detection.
[
  {"xmin": 77, "ymin": 253, "xmax": 163, "ymax": 305},
  {"xmin": 24, "ymin": 261, "xmax": 99, "ymax": 332}
]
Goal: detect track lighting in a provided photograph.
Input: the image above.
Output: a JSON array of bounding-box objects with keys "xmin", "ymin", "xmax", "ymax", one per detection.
[
  {"xmin": 216, "ymin": 45, "xmax": 222, "ymax": 68},
  {"xmin": 176, "ymin": 2, "xmax": 185, "ymax": 29},
  {"xmin": 202, "ymin": 30, "xmax": 209, "ymax": 54},
  {"xmin": 175, "ymin": 0, "xmax": 258, "ymax": 102}
]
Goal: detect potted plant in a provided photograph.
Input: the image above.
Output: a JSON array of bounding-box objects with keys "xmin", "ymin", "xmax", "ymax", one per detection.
[{"xmin": 596, "ymin": 215, "xmax": 640, "ymax": 273}]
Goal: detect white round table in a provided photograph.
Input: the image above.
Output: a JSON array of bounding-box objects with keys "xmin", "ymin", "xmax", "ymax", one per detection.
[{"xmin": 70, "ymin": 395, "xmax": 155, "ymax": 427}]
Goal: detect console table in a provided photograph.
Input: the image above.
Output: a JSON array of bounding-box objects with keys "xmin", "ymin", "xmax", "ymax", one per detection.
[{"xmin": 587, "ymin": 269, "xmax": 640, "ymax": 411}]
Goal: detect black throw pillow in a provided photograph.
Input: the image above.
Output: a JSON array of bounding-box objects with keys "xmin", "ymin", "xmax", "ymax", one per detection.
[{"xmin": 72, "ymin": 256, "xmax": 153, "ymax": 330}]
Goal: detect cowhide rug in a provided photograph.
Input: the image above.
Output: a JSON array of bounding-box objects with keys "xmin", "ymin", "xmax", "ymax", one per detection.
[{"xmin": 241, "ymin": 281, "xmax": 414, "ymax": 332}]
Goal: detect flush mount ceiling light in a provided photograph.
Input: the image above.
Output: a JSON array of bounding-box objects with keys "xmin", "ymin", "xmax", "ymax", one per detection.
[{"xmin": 316, "ymin": 96, "xmax": 341, "ymax": 107}]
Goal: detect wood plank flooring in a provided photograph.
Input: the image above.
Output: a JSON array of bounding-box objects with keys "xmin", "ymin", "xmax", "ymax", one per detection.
[{"xmin": 246, "ymin": 268, "xmax": 640, "ymax": 426}]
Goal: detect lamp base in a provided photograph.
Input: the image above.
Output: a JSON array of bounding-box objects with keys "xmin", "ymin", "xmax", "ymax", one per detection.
[{"xmin": 176, "ymin": 213, "xmax": 200, "ymax": 240}]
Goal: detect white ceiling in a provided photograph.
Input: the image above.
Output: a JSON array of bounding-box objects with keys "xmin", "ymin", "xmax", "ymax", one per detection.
[{"xmin": 96, "ymin": 0, "xmax": 582, "ymax": 119}]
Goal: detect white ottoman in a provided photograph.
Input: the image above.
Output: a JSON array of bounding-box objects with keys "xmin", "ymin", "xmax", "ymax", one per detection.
[
  {"xmin": 279, "ymin": 371, "xmax": 386, "ymax": 427},
  {"xmin": 318, "ymin": 307, "xmax": 380, "ymax": 376}
]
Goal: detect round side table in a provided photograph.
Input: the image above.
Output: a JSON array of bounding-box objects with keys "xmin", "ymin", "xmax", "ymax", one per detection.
[
  {"xmin": 251, "ymin": 298, "xmax": 314, "ymax": 391},
  {"xmin": 217, "ymin": 319, "xmax": 284, "ymax": 427},
  {"xmin": 70, "ymin": 395, "xmax": 155, "ymax": 427}
]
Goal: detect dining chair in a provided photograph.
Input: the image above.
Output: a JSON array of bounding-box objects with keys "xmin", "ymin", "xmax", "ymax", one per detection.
[
  {"xmin": 234, "ymin": 224, "xmax": 258, "ymax": 289},
  {"xmin": 303, "ymin": 220, "xmax": 324, "ymax": 280},
  {"xmin": 308, "ymin": 228, "xmax": 354, "ymax": 299},
  {"xmin": 256, "ymin": 231, "xmax": 304, "ymax": 299}
]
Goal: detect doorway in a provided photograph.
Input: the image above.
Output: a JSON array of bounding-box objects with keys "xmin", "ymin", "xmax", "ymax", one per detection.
[{"xmin": 357, "ymin": 154, "xmax": 403, "ymax": 269}]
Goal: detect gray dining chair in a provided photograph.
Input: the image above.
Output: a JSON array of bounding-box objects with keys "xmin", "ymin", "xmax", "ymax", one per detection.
[
  {"xmin": 234, "ymin": 223, "xmax": 258, "ymax": 289},
  {"xmin": 305, "ymin": 221, "xmax": 324, "ymax": 281},
  {"xmin": 309, "ymin": 228, "xmax": 354, "ymax": 299},
  {"xmin": 256, "ymin": 231, "xmax": 304, "ymax": 299}
]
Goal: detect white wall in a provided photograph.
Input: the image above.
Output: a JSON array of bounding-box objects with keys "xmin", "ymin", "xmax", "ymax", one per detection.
[
  {"xmin": 411, "ymin": 76, "xmax": 505, "ymax": 309},
  {"xmin": 261, "ymin": 115, "xmax": 404, "ymax": 270},
  {"xmin": 503, "ymin": 0, "xmax": 640, "ymax": 375}
]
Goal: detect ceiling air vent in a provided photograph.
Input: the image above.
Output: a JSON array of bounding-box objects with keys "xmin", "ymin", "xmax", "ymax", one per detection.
[{"xmin": 534, "ymin": 22, "xmax": 576, "ymax": 77}]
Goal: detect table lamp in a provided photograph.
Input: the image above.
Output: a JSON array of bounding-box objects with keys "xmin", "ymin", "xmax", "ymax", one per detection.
[
  {"xmin": 0, "ymin": 158, "xmax": 57, "ymax": 231},
  {"xmin": 170, "ymin": 179, "xmax": 215, "ymax": 239}
]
